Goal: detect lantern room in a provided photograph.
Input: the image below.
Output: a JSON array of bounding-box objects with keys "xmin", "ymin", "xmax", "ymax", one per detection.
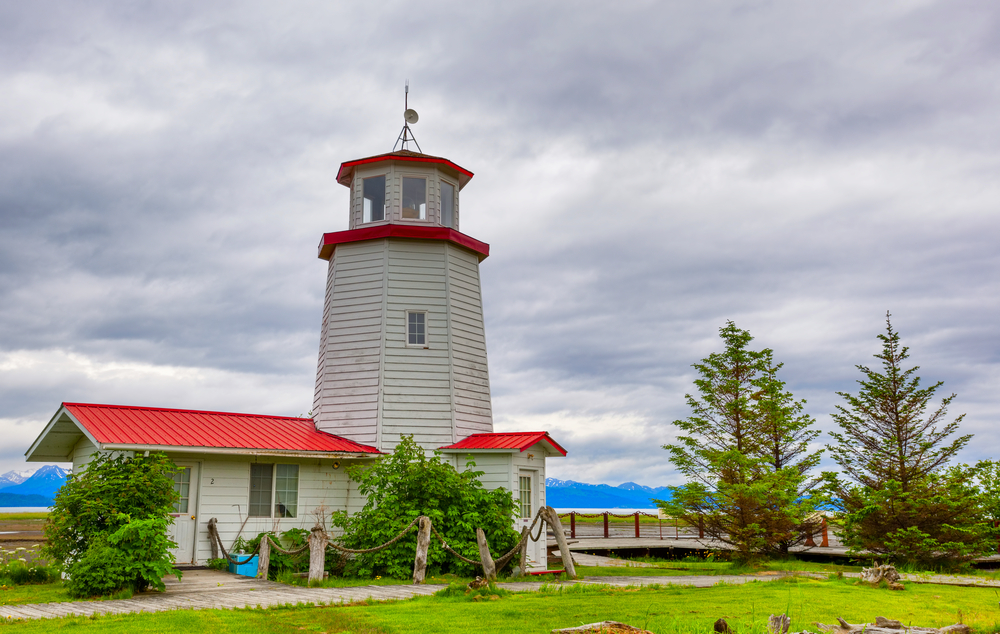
[{"xmin": 335, "ymin": 150, "xmax": 474, "ymax": 231}]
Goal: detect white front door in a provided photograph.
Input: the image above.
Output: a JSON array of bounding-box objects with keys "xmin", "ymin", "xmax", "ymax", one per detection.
[
  {"xmin": 518, "ymin": 470, "xmax": 543, "ymax": 568},
  {"xmin": 168, "ymin": 464, "xmax": 200, "ymax": 565}
]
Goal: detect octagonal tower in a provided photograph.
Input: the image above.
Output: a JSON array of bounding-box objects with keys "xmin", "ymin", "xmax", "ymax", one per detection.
[{"xmin": 313, "ymin": 149, "xmax": 494, "ymax": 452}]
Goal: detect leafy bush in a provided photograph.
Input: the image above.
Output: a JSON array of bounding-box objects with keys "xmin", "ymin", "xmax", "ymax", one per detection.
[
  {"xmin": 44, "ymin": 452, "xmax": 181, "ymax": 597},
  {"xmin": 332, "ymin": 435, "xmax": 519, "ymax": 578},
  {"xmin": 206, "ymin": 558, "xmax": 228, "ymax": 571},
  {"xmin": 65, "ymin": 540, "xmax": 132, "ymax": 598}
]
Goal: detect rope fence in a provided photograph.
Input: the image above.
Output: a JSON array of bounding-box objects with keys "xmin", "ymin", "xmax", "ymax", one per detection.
[{"xmin": 206, "ymin": 505, "xmax": 572, "ymax": 586}]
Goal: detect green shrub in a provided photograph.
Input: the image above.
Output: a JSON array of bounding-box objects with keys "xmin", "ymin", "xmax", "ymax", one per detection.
[
  {"xmin": 44, "ymin": 452, "xmax": 181, "ymax": 597},
  {"xmin": 206, "ymin": 558, "xmax": 228, "ymax": 571},
  {"xmin": 332, "ymin": 435, "xmax": 519, "ymax": 579},
  {"xmin": 65, "ymin": 540, "xmax": 132, "ymax": 598}
]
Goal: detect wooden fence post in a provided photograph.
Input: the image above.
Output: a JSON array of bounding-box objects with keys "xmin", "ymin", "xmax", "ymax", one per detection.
[
  {"xmin": 603, "ymin": 512, "xmax": 609, "ymax": 539},
  {"xmin": 570, "ymin": 512, "xmax": 576, "ymax": 539},
  {"xmin": 412, "ymin": 516, "xmax": 431, "ymax": 584},
  {"xmin": 544, "ymin": 506, "xmax": 577, "ymax": 578},
  {"xmin": 476, "ymin": 528, "xmax": 497, "ymax": 581},
  {"xmin": 308, "ymin": 525, "xmax": 327, "ymax": 584},
  {"xmin": 208, "ymin": 518, "xmax": 219, "ymax": 560},
  {"xmin": 698, "ymin": 515, "xmax": 704, "ymax": 539},
  {"xmin": 634, "ymin": 512, "xmax": 640, "ymax": 538},
  {"xmin": 820, "ymin": 517, "xmax": 829, "ymax": 548},
  {"xmin": 256, "ymin": 533, "xmax": 270, "ymax": 579}
]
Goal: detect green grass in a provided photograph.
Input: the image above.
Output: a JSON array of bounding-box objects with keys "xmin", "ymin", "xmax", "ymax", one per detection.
[
  {"xmin": 2, "ymin": 576, "xmax": 998, "ymax": 633},
  {"xmin": 0, "ymin": 581, "xmax": 73, "ymax": 606}
]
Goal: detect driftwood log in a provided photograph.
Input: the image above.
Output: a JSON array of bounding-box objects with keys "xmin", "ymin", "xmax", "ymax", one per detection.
[
  {"xmin": 860, "ymin": 564, "xmax": 901, "ymax": 585},
  {"xmin": 815, "ymin": 615, "xmax": 971, "ymax": 634},
  {"xmin": 768, "ymin": 613, "xmax": 791, "ymax": 634},
  {"xmin": 544, "ymin": 506, "xmax": 577, "ymax": 578},
  {"xmin": 551, "ymin": 622, "xmax": 652, "ymax": 633}
]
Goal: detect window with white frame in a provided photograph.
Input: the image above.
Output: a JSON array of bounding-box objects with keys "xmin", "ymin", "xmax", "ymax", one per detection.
[
  {"xmin": 440, "ymin": 180, "xmax": 455, "ymax": 228},
  {"xmin": 519, "ymin": 475, "xmax": 532, "ymax": 519},
  {"xmin": 363, "ymin": 175, "xmax": 386, "ymax": 223},
  {"xmin": 249, "ymin": 463, "xmax": 299, "ymax": 518},
  {"xmin": 407, "ymin": 311, "xmax": 426, "ymax": 346},
  {"xmin": 401, "ymin": 177, "xmax": 427, "ymax": 220}
]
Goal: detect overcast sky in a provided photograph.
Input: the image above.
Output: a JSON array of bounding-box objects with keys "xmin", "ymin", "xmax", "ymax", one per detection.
[{"xmin": 2, "ymin": 1, "xmax": 998, "ymax": 486}]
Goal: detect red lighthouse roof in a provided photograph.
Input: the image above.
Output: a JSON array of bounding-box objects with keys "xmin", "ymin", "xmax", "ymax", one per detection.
[
  {"xmin": 336, "ymin": 150, "xmax": 474, "ymax": 190},
  {"xmin": 439, "ymin": 432, "xmax": 567, "ymax": 456},
  {"xmin": 27, "ymin": 402, "xmax": 380, "ymax": 461}
]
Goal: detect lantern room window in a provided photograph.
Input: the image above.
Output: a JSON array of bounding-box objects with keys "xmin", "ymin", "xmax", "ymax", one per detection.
[
  {"xmin": 363, "ymin": 175, "xmax": 386, "ymax": 223},
  {"xmin": 440, "ymin": 181, "xmax": 455, "ymax": 228},
  {"xmin": 402, "ymin": 177, "xmax": 426, "ymax": 220}
]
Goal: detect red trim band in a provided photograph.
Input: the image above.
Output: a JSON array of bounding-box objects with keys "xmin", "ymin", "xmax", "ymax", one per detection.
[
  {"xmin": 318, "ymin": 224, "xmax": 489, "ymax": 261},
  {"xmin": 337, "ymin": 153, "xmax": 474, "ymax": 189}
]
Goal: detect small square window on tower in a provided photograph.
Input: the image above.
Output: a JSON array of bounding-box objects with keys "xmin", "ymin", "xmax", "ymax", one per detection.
[{"xmin": 407, "ymin": 311, "xmax": 426, "ymax": 346}]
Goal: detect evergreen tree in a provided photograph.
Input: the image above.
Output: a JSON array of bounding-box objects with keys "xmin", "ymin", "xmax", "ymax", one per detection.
[
  {"xmin": 659, "ymin": 322, "xmax": 821, "ymax": 561},
  {"xmin": 825, "ymin": 313, "xmax": 993, "ymax": 567}
]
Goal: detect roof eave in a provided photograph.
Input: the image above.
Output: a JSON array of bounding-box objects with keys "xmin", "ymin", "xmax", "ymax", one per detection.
[{"xmin": 99, "ymin": 443, "xmax": 381, "ymax": 459}]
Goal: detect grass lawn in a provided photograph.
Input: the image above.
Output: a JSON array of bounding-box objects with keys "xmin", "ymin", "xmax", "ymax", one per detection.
[
  {"xmin": 0, "ymin": 581, "xmax": 73, "ymax": 606},
  {"xmin": 2, "ymin": 575, "xmax": 998, "ymax": 633}
]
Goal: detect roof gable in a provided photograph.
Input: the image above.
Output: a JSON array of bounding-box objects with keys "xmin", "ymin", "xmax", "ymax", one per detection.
[{"xmin": 439, "ymin": 432, "xmax": 567, "ymax": 456}]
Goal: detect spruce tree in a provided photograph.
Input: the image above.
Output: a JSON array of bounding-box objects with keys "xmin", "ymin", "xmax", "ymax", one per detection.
[
  {"xmin": 825, "ymin": 313, "xmax": 992, "ymax": 567},
  {"xmin": 660, "ymin": 322, "xmax": 821, "ymax": 561}
]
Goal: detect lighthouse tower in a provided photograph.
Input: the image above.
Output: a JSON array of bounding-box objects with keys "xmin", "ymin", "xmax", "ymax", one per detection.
[{"xmin": 312, "ymin": 118, "xmax": 493, "ymax": 452}]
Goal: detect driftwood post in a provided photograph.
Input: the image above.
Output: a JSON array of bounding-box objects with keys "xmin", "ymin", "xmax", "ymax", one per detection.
[
  {"xmin": 821, "ymin": 517, "xmax": 829, "ymax": 547},
  {"xmin": 511, "ymin": 526, "xmax": 529, "ymax": 576},
  {"xmin": 256, "ymin": 533, "xmax": 270, "ymax": 579},
  {"xmin": 544, "ymin": 506, "xmax": 577, "ymax": 578},
  {"xmin": 476, "ymin": 528, "xmax": 497, "ymax": 581},
  {"xmin": 308, "ymin": 525, "xmax": 327, "ymax": 584},
  {"xmin": 208, "ymin": 518, "xmax": 219, "ymax": 560},
  {"xmin": 412, "ymin": 516, "xmax": 431, "ymax": 584}
]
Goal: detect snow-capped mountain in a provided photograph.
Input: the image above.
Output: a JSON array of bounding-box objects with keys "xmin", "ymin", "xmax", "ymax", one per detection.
[
  {"xmin": 545, "ymin": 478, "xmax": 671, "ymax": 509},
  {"xmin": 0, "ymin": 469, "xmax": 35, "ymax": 489},
  {"xmin": 0, "ymin": 465, "xmax": 68, "ymax": 502}
]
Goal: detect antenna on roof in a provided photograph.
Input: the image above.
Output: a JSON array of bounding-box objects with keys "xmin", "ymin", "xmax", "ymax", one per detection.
[{"xmin": 394, "ymin": 80, "xmax": 423, "ymax": 153}]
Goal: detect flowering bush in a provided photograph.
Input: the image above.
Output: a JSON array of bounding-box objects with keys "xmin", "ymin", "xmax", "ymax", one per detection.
[{"xmin": 0, "ymin": 547, "xmax": 58, "ymax": 585}]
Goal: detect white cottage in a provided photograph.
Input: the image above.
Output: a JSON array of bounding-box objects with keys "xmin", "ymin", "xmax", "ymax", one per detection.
[{"xmin": 25, "ymin": 140, "xmax": 565, "ymax": 570}]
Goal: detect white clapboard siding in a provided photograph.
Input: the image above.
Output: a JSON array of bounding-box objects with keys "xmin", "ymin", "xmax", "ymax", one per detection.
[
  {"xmin": 71, "ymin": 436, "xmax": 101, "ymax": 471},
  {"xmin": 187, "ymin": 454, "xmax": 370, "ymax": 564},
  {"xmin": 313, "ymin": 240, "xmax": 387, "ymax": 446},
  {"xmin": 447, "ymin": 248, "xmax": 493, "ymax": 436}
]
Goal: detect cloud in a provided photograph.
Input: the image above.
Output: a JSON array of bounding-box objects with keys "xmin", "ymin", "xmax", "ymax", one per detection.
[{"xmin": 0, "ymin": 1, "xmax": 998, "ymax": 485}]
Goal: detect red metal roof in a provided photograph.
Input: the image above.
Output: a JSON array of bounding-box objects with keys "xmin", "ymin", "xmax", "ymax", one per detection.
[
  {"xmin": 439, "ymin": 432, "xmax": 567, "ymax": 456},
  {"xmin": 318, "ymin": 224, "xmax": 489, "ymax": 261},
  {"xmin": 336, "ymin": 150, "xmax": 474, "ymax": 190},
  {"xmin": 62, "ymin": 403, "xmax": 380, "ymax": 454}
]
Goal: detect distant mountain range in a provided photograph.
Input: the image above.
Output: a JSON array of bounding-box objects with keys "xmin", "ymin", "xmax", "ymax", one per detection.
[
  {"xmin": 0, "ymin": 465, "xmax": 68, "ymax": 507},
  {"xmin": 546, "ymin": 478, "xmax": 672, "ymax": 509}
]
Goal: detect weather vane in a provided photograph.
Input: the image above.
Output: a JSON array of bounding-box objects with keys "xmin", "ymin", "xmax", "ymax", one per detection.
[{"xmin": 393, "ymin": 80, "xmax": 423, "ymax": 153}]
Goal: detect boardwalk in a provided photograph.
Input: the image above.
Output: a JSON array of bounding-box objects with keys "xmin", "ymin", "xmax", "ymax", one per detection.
[{"xmin": 3, "ymin": 565, "xmax": 1000, "ymax": 621}]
